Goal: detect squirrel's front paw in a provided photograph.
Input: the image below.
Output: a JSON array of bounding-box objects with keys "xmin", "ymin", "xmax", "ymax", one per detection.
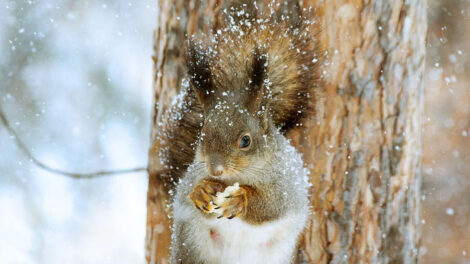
[
  {"xmin": 213, "ymin": 183, "xmax": 248, "ymax": 219},
  {"xmin": 189, "ymin": 179, "xmax": 225, "ymax": 214}
]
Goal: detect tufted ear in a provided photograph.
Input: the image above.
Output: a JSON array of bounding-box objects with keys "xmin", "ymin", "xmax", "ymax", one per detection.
[
  {"xmin": 185, "ymin": 40, "xmax": 214, "ymax": 109},
  {"xmin": 246, "ymin": 51, "xmax": 271, "ymax": 131},
  {"xmin": 247, "ymin": 50, "xmax": 268, "ymax": 114}
]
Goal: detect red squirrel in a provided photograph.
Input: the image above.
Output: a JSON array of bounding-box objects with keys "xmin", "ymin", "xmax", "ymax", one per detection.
[
  {"xmin": 153, "ymin": 5, "xmax": 321, "ymax": 264},
  {"xmin": 169, "ymin": 13, "xmax": 320, "ymax": 264}
]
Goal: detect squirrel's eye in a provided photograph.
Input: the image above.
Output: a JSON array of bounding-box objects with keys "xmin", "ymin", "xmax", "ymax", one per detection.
[{"xmin": 239, "ymin": 135, "xmax": 251, "ymax": 149}]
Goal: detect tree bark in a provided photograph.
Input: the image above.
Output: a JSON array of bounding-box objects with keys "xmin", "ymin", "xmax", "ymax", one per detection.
[{"xmin": 146, "ymin": 1, "xmax": 426, "ymax": 263}]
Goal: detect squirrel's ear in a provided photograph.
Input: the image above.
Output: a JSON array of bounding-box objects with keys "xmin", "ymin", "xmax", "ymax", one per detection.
[
  {"xmin": 247, "ymin": 51, "xmax": 267, "ymax": 113},
  {"xmin": 186, "ymin": 40, "xmax": 213, "ymax": 109}
]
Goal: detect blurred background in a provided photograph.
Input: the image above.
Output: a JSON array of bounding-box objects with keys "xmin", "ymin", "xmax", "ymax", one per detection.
[
  {"xmin": 0, "ymin": 1, "xmax": 468, "ymax": 264},
  {"xmin": 424, "ymin": 1, "xmax": 470, "ymax": 263},
  {"xmin": 0, "ymin": 0, "xmax": 156, "ymax": 263}
]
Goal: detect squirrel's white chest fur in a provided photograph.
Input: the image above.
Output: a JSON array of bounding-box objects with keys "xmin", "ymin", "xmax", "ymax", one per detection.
[
  {"xmin": 177, "ymin": 203, "xmax": 306, "ymax": 264},
  {"xmin": 171, "ymin": 135, "xmax": 310, "ymax": 264}
]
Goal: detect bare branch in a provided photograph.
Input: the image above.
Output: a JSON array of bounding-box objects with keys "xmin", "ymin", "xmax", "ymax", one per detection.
[{"xmin": 0, "ymin": 107, "xmax": 148, "ymax": 179}]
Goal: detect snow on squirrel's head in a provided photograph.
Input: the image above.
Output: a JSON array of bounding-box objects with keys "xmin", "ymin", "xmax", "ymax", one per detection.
[
  {"xmin": 185, "ymin": 18, "xmax": 319, "ymax": 177},
  {"xmin": 186, "ymin": 37, "xmax": 274, "ymax": 177}
]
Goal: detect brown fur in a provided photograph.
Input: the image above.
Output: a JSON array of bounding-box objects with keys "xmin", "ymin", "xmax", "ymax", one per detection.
[
  {"xmin": 208, "ymin": 22, "xmax": 320, "ymax": 132},
  {"xmin": 151, "ymin": 90, "xmax": 203, "ymax": 189},
  {"xmin": 189, "ymin": 180, "xmax": 280, "ymax": 225},
  {"xmin": 153, "ymin": 12, "xmax": 321, "ymax": 191}
]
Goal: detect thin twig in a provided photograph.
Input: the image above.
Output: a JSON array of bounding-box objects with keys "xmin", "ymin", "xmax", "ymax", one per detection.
[{"xmin": 0, "ymin": 107, "xmax": 148, "ymax": 179}]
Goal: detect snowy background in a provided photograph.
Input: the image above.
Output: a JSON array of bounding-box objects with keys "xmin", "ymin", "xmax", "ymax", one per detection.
[
  {"xmin": 423, "ymin": 1, "xmax": 470, "ymax": 263},
  {"xmin": 0, "ymin": 1, "xmax": 468, "ymax": 264},
  {"xmin": 0, "ymin": 0, "xmax": 156, "ymax": 263}
]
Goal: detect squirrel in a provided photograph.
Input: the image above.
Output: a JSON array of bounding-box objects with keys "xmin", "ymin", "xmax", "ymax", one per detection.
[
  {"xmin": 166, "ymin": 7, "xmax": 321, "ymax": 264},
  {"xmin": 150, "ymin": 6, "xmax": 321, "ymax": 193}
]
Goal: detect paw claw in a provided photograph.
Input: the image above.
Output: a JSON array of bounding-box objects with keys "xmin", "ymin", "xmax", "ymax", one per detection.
[
  {"xmin": 214, "ymin": 186, "xmax": 248, "ymax": 220},
  {"xmin": 190, "ymin": 180, "xmax": 226, "ymax": 215}
]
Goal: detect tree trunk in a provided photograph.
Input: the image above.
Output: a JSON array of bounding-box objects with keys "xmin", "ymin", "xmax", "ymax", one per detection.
[{"xmin": 146, "ymin": 1, "xmax": 426, "ymax": 263}]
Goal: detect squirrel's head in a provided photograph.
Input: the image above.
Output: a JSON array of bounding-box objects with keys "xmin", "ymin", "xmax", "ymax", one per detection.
[{"xmin": 186, "ymin": 40, "xmax": 274, "ymax": 177}]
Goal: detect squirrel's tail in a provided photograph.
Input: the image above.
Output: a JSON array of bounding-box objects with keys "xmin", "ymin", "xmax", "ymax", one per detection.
[
  {"xmin": 149, "ymin": 89, "xmax": 203, "ymax": 190},
  {"xmin": 211, "ymin": 12, "xmax": 322, "ymax": 132}
]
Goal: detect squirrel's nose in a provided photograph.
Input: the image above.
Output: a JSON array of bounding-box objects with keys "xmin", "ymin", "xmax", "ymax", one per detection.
[
  {"xmin": 208, "ymin": 164, "xmax": 224, "ymax": 176},
  {"xmin": 207, "ymin": 155, "xmax": 225, "ymax": 176}
]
